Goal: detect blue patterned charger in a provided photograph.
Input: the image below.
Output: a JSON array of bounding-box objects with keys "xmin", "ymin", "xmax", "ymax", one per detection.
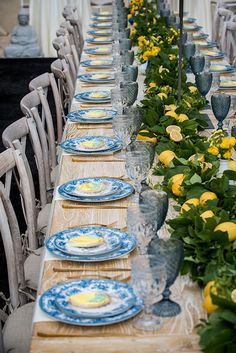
[
  {"xmin": 219, "ymin": 80, "xmax": 236, "ymax": 89},
  {"xmin": 88, "ymin": 30, "xmax": 113, "ymax": 37},
  {"xmin": 193, "ymin": 41, "xmax": 216, "ymax": 48},
  {"xmin": 93, "ymin": 11, "xmax": 112, "ymax": 17},
  {"xmin": 79, "ymin": 73, "xmax": 114, "ymax": 83},
  {"xmin": 91, "ymin": 17, "xmax": 112, "ymax": 22},
  {"xmin": 90, "ymin": 22, "xmax": 112, "ymax": 29},
  {"xmin": 210, "ymin": 64, "xmax": 236, "ymax": 73},
  {"xmin": 55, "ymin": 279, "xmax": 137, "ymax": 318},
  {"xmin": 84, "ymin": 47, "xmax": 112, "ymax": 55},
  {"xmin": 183, "ymin": 24, "xmax": 202, "ymax": 31},
  {"xmin": 67, "ymin": 109, "xmax": 117, "ymax": 123},
  {"xmin": 201, "ymin": 50, "xmax": 224, "ymax": 58},
  {"xmin": 81, "ymin": 59, "xmax": 113, "ymax": 68},
  {"xmin": 58, "ymin": 177, "xmax": 134, "ymax": 201},
  {"xmin": 183, "ymin": 17, "xmax": 196, "ymax": 23},
  {"xmin": 54, "ymin": 227, "xmax": 122, "ymax": 256},
  {"xmin": 192, "ymin": 33, "xmax": 208, "ymax": 40},
  {"xmin": 45, "ymin": 229, "xmax": 136, "ymax": 262},
  {"xmin": 74, "ymin": 91, "xmax": 111, "ymax": 103},
  {"xmin": 39, "ymin": 280, "xmax": 143, "ymax": 326},
  {"xmin": 86, "ymin": 37, "xmax": 113, "ymax": 44},
  {"xmin": 60, "ymin": 136, "xmax": 122, "ymax": 155}
]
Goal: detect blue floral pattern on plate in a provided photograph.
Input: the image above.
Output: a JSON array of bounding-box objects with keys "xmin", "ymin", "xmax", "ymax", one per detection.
[
  {"xmin": 45, "ymin": 229, "xmax": 136, "ymax": 262},
  {"xmin": 210, "ymin": 65, "xmax": 236, "ymax": 73},
  {"xmin": 74, "ymin": 91, "xmax": 111, "ymax": 103},
  {"xmin": 192, "ymin": 33, "xmax": 208, "ymax": 40},
  {"xmin": 84, "ymin": 47, "xmax": 112, "ymax": 55},
  {"xmin": 81, "ymin": 59, "xmax": 113, "ymax": 68},
  {"xmin": 54, "ymin": 226, "xmax": 122, "ymax": 256},
  {"xmin": 67, "ymin": 109, "xmax": 117, "ymax": 123},
  {"xmin": 39, "ymin": 280, "xmax": 143, "ymax": 326},
  {"xmin": 87, "ymin": 30, "xmax": 113, "ymax": 37},
  {"xmin": 58, "ymin": 177, "xmax": 134, "ymax": 202},
  {"xmin": 79, "ymin": 73, "xmax": 114, "ymax": 83},
  {"xmin": 86, "ymin": 37, "xmax": 113, "ymax": 44},
  {"xmin": 219, "ymin": 80, "xmax": 236, "ymax": 89},
  {"xmin": 91, "ymin": 17, "xmax": 112, "ymax": 22},
  {"xmin": 60, "ymin": 136, "xmax": 122, "ymax": 155},
  {"xmin": 54, "ymin": 279, "xmax": 137, "ymax": 318},
  {"xmin": 201, "ymin": 51, "xmax": 224, "ymax": 58}
]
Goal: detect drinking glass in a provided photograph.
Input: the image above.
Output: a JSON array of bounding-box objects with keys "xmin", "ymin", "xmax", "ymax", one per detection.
[
  {"xmin": 125, "ymin": 151, "xmax": 150, "ymax": 194},
  {"xmin": 183, "ymin": 43, "xmax": 196, "ymax": 72},
  {"xmin": 195, "ymin": 71, "xmax": 213, "ymax": 104},
  {"xmin": 112, "ymin": 114, "xmax": 134, "ymax": 152},
  {"xmin": 131, "ymin": 255, "xmax": 167, "ymax": 331},
  {"xmin": 148, "ymin": 238, "xmax": 183, "ymax": 317},
  {"xmin": 211, "ymin": 72, "xmax": 220, "ymax": 92},
  {"xmin": 127, "ymin": 140, "xmax": 155, "ymax": 165},
  {"xmin": 123, "ymin": 106, "xmax": 143, "ymax": 142},
  {"xmin": 111, "ymin": 88, "xmax": 127, "ymax": 114},
  {"xmin": 127, "ymin": 203, "xmax": 158, "ymax": 254},
  {"xmin": 189, "ymin": 55, "xmax": 205, "ymax": 75},
  {"xmin": 211, "ymin": 93, "xmax": 231, "ymax": 129},
  {"xmin": 140, "ymin": 189, "xmax": 169, "ymax": 235}
]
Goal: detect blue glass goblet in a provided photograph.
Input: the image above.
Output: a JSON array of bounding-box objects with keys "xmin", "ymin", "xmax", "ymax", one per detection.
[
  {"xmin": 211, "ymin": 93, "xmax": 231, "ymax": 129},
  {"xmin": 148, "ymin": 238, "xmax": 183, "ymax": 317},
  {"xmin": 190, "ymin": 55, "xmax": 205, "ymax": 75},
  {"xmin": 195, "ymin": 71, "xmax": 213, "ymax": 108},
  {"xmin": 183, "ymin": 43, "xmax": 196, "ymax": 72}
]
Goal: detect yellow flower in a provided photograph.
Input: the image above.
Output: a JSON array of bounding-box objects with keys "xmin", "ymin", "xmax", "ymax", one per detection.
[
  {"xmin": 149, "ymin": 82, "xmax": 156, "ymax": 88},
  {"xmin": 138, "ymin": 36, "xmax": 146, "ymax": 43},
  {"xmin": 208, "ymin": 146, "xmax": 219, "ymax": 156},
  {"xmin": 158, "ymin": 93, "xmax": 167, "ymax": 100},
  {"xmin": 165, "ymin": 104, "xmax": 177, "ymax": 112},
  {"xmin": 220, "ymin": 137, "xmax": 236, "ymax": 149},
  {"xmin": 151, "ymin": 46, "xmax": 161, "ymax": 56},
  {"xmin": 165, "ymin": 111, "xmax": 178, "ymax": 119},
  {"xmin": 128, "ymin": 14, "xmax": 132, "ymax": 19},
  {"xmin": 159, "ymin": 66, "xmax": 170, "ymax": 73},
  {"xmin": 177, "ymin": 114, "xmax": 189, "ymax": 122},
  {"xmin": 161, "ymin": 85, "xmax": 172, "ymax": 93},
  {"xmin": 142, "ymin": 50, "xmax": 152, "ymax": 61},
  {"xmin": 189, "ymin": 86, "xmax": 198, "ymax": 94},
  {"xmin": 223, "ymin": 149, "xmax": 233, "ymax": 159},
  {"xmin": 168, "ymin": 54, "xmax": 176, "ymax": 61},
  {"xmin": 133, "ymin": 22, "xmax": 137, "ymax": 28},
  {"xmin": 130, "ymin": 28, "xmax": 136, "ymax": 37}
]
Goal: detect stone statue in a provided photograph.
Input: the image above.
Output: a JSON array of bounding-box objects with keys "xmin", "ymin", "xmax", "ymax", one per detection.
[{"xmin": 4, "ymin": 7, "xmax": 41, "ymax": 58}]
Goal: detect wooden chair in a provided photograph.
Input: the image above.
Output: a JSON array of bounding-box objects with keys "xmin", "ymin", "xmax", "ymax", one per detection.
[
  {"xmin": 0, "ymin": 148, "xmax": 43, "ymax": 292},
  {"xmin": 51, "ymin": 58, "xmax": 75, "ymax": 110},
  {"xmin": 53, "ymin": 36, "xmax": 79, "ymax": 75},
  {"xmin": 29, "ymin": 72, "xmax": 66, "ymax": 143},
  {"xmin": 62, "ymin": 5, "xmax": 84, "ymax": 54},
  {"xmin": 58, "ymin": 46, "xmax": 78, "ymax": 84},
  {"xmin": 20, "ymin": 89, "xmax": 57, "ymax": 190}
]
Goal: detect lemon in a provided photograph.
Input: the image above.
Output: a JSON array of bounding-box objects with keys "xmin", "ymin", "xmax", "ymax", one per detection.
[
  {"xmin": 178, "ymin": 113, "xmax": 189, "ymax": 122},
  {"xmin": 137, "ymin": 130, "xmax": 157, "ymax": 143},
  {"xmin": 170, "ymin": 174, "xmax": 185, "ymax": 196},
  {"xmin": 202, "ymin": 295, "xmax": 218, "ymax": 314},
  {"xmin": 188, "ymin": 153, "xmax": 205, "ymax": 164},
  {"xmin": 165, "ymin": 111, "xmax": 178, "ymax": 119},
  {"xmin": 231, "ymin": 288, "xmax": 236, "ymax": 303},
  {"xmin": 181, "ymin": 198, "xmax": 199, "ymax": 213},
  {"xmin": 214, "ymin": 222, "xmax": 236, "ymax": 241},
  {"xmin": 203, "ymin": 281, "xmax": 217, "ymax": 297},
  {"xmin": 170, "ymin": 130, "xmax": 183, "ymax": 142},
  {"xmin": 158, "ymin": 150, "xmax": 176, "ymax": 167},
  {"xmin": 200, "ymin": 210, "xmax": 214, "ymax": 221},
  {"xmin": 199, "ymin": 192, "xmax": 218, "ymax": 207},
  {"xmin": 229, "ymin": 160, "xmax": 236, "ymax": 171},
  {"xmin": 166, "ymin": 125, "xmax": 181, "ymax": 134}
]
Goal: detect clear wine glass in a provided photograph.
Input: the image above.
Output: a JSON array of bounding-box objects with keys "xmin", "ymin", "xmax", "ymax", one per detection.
[
  {"xmin": 125, "ymin": 151, "xmax": 150, "ymax": 195},
  {"xmin": 131, "ymin": 255, "xmax": 167, "ymax": 331},
  {"xmin": 112, "ymin": 114, "xmax": 135, "ymax": 155},
  {"xmin": 127, "ymin": 203, "xmax": 158, "ymax": 254},
  {"xmin": 211, "ymin": 93, "xmax": 231, "ymax": 129}
]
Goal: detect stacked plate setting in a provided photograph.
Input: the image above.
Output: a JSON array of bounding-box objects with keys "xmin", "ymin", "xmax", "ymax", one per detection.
[
  {"xmin": 45, "ymin": 226, "xmax": 136, "ymax": 262},
  {"xmin": 67, "ymin": 109, "xmax": 117, "ymax": 123},
  {"xmin": 39, "ymin": 278, "xmax": 143, "ymax": 326},
  {"xmin": 74, "ymin": 90, "xmax": 111, "ymax": 104},
  {"xmin": 60, "ymin": 136, "xmax": 122, "ymax": 155}
]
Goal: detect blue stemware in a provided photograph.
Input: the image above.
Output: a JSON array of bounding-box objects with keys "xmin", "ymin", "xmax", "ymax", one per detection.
[
  {"xmin": 195, "ymin": 71, "xmax": 213, "ymax": 108},
  {"xmin": 148, "ymin": 238, "xmax": 183, "ymax": 317},
  {"xmin": 211, "ymin": 93, "xmax": 231, "ymax": 129},
  {"xmin": 183, "ymin": 43, "xmax": 196, "ymax": 73},
  {"xmin": 190, "ymin": 55, "xmax": 205, "ymax": 75}
]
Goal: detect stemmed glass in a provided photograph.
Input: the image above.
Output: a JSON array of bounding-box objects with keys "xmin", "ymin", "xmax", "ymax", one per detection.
[
  {"xmin": 111, "ymin": 87, "xmax": 127, "ymax": 114},
  {"xmin": 140, "ymin": 189, "xmax": 169, "ymax": 236},
  {"xmin": 195, "ymin": 71, "xmax": 213, "ymax": 106},
  {"xmin": 211, "ymin": 93, "xmax": 231, "ymax": 129},
  {"xmin": 127, "ymin": 140, "xmax": 155, "ymax": 165},
  {"xmin": 127, "ymin": 203, "xmax": 158, "ymax": 254},
  {"xmin": 112, "ymin": 114, "xmax": 135, "ymax": 156},
  {"xmin": 123, "ymin": 106, "xmax": 143, "ymax": 142},
  {"xmin": 183, "ymin": 43, "xmax": 196, "ymax": 72},
  {"xmin": 148, "ymin": 238, "xmax": 183, "ymax": 317},
  {"xmin": 131, "ymin": 255, "xmax": 167, "ymax": 331},
  {"xmin": 125, "ymin": 151, "xmax": 150, "ymax": 195},
  {"xmin": 189, "ymin": 55, "xmax": 205, "ymax": 75}
]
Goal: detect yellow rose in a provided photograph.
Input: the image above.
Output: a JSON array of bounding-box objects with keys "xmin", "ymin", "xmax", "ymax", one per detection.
[
  {"xmin": 165, "ymin": 104, "xmax": 177, "ymax": 112},
  {"xmin": 151, "ymin": 46, "xmax": 161, "ymax": 56},
  {"xmin": 208, "ymin": 146, "xmax": 219, "ymax": 156},
  {"xmin": 220, "ymin": 137, "xmax": 236, "ymax": 149},
  {"xmin": 223, "ymin": 149, "xmax": 233, "ymax": 159},
  {"xmin": 189, "ymin": 86, "xmax": 198, "ymax": 94},
  {"xmin": 158, "ymin": 93, "xmax": 167, "ymax": 100},
  {"xmin": 149, "ymin": 82, "xmax": 156, "ymax": 88}
]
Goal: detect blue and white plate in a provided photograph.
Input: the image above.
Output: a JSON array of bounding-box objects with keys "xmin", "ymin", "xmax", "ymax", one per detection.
[
  {"xmin": 194, "ymin": 41, "xmax": 216, "ymax": 48},
  {"xmin": 91, "ymin": 17, "xmax": 113, "ymax": 22},
  {"xmin": 67, "ymin": 109, "xmax": 117, "ymax": 123},
  {"xmin": 55, "ymin": 279, "xmax": 137, "ymax": 318},
  {"xmin": 201, "ymin": 50, "xmax": 224, "ymax": 58},
  {"xmin": 86, "ymin": 37, "xmax": 113, "ymax": 44},
  {"xmin": 81, "ymin": 59, "xmax": 113, "ymax": 69},
  {"xmin": 219, "ymin": 79, "xmax": 236, "ymax": 89},
  {"xmin": 84, "ymin": 47, "xmax": 112, "ymax": 55},
  {"xmin": 39, "ymin": 280, "xmax": 143, "ymax": 326},
  {"xmin": 210, "ymin": 64, "xmax": 236, "ymax": 73},
  {"xmin": 192, "ymin": 33, "xmax": 208, "ymax": 40},
  {"xmin": 183, "ymin": 24, "xmax": 202, "ymax": 31},
  {"xmin": 93, "ymin": 11, "xmax": 112, "ymax": 17},
  {"xmin": 45, "ymin": 229, "xmax": 137, "ymax": 262},
  {"xmin": 54, "ymin": 227, "xmax": 122, "ymax": 256},
  {"xmin": 58, "ymin": 177, "xmax": 134, "ymax": 201},
  {"xmin": 88, "ymin": 30, "xmax": 113, "ymax": 37},
  {"xmin": 90, "ymin": 22, "xmax": 112, "ymax": 29},
  {"xmin": 60, "ymin": 136, "xmax": 122, "ymax": 155},
  {"xmin": 74, "ymin": 91, "xmax": 111, "ymax": 103},
  {"xmin": 79, "ymin": 73, "xmax": 114, "ymax": 83},
  {"xmin": 183, "ymin": 17, "xmax": 196, "ymax": 23}
]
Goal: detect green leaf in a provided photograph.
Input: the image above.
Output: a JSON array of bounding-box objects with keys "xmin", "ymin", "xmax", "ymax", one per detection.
[{"xmin": 189, "ymin": 173, "xmax": 202, "ymax": 185}]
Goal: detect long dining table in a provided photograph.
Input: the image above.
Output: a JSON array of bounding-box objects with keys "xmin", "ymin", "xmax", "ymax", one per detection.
[{"xmin": 29, "ymin": 9, "xmax": 236, "ymax": 353}]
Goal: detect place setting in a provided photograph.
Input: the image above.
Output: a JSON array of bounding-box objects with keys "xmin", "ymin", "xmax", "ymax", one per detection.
[
  {"xmin": 60, "ymin": 136, "xmax": 122, "ymax": 155},
  {"xmin": 86, "ymin": 36, "xmax": 113, "ymax": 45},
  {"xmin": 84, "ymin": 46, "xmax": 112, "ymax": 56},
  {"xmin": 74, "ymin": 90, "xmax": 111, "ymax": 104},
  {"xmin": 80, "ymin": 59, "xmax": 113, "ymax": 69},
  {"xmin": 67, "ymin": 108, "xmax": 117, "ymax": 124},
  {"xmin": 78, "ymin": 72, "xmax": 115, "ymax": 84},
  {"xmin": 87, "ymin": 29, "xmax": 113, "ymax": 37}
]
